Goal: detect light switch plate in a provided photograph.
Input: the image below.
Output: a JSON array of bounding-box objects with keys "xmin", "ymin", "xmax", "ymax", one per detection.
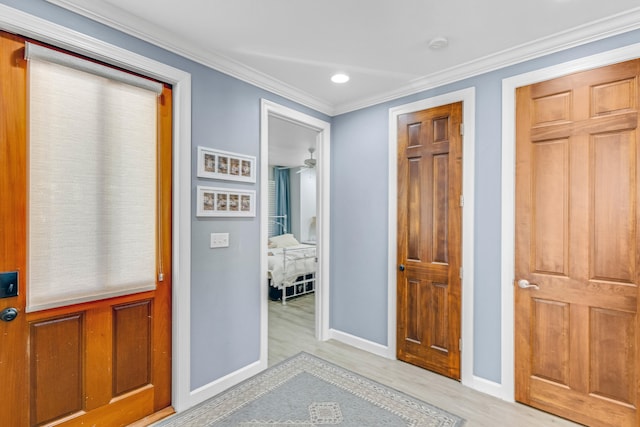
[{"xmin": 210, "ymin": 233, "xmax": 229, "ymax": 248}]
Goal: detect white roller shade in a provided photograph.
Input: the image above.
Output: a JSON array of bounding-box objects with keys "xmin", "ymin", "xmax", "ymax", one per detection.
[
  {"xmin": 27, "ymin": 44, "xmax": 159, "ymax": 312},
  {"xmin": 25, "ymin": 42, "xmax": 163, "ymax": 94}
]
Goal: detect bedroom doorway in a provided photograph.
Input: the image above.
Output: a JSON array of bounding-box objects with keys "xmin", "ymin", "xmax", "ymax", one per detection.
[
  {"xmin": 260, "ymin": 100, "xmax": 331, "ymax": 363},
  {"xmin": 267, "ymin": 117, "xmax": 318, "ymax": 304}
]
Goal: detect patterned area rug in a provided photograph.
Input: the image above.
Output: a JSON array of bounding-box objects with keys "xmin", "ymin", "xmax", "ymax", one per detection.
[{"xmin": 156, "ymin": 352, "xmax": 465, "ymax": 426}]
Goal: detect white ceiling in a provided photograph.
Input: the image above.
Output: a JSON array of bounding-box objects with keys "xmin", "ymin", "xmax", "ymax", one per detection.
[
  {"xmin": 268, "ymin": 116, "xmax": 318, "ymax": 167},
  {"xmin": 47, "ymin": 0, "xmax": 640, "ymax": 117}
]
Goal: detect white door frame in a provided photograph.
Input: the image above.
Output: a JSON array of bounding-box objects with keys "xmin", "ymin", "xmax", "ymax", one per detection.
[
  {"xmin": 260, "ymin": 99, "xmax": 331, "ymax": 362},
  {"xmin": 0, "ymin": 5, "xmax": 194, "ymax": 412},
  {"xmin": 388, "ymin": 87, "xmax": 476, "ymax": 387},
  {"xmin": 501, "ymin": 41, "xmax": 640, "ymax": 402}
]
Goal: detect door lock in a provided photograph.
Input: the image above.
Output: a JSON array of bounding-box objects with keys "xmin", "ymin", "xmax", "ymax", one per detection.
[
  {"xmin": 399, "ymin": 264, "xmax": 405, "ymax": 272},
  {"xmin": 0, "ymin": 271, "xmax": 18, "ymax": 298},
  {"xmin": 0, "ymin": 307, "xmax": 18, "ymax": 322}
]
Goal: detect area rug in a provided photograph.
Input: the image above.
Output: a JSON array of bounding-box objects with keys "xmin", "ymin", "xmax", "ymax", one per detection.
[{"xmin": 156, "ymin": 352, "xmax": 465, "ymax": 426}]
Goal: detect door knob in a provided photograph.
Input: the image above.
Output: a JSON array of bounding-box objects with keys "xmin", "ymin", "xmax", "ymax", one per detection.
[
  {"xmin": 0, "ymin": 307, "xmax": 18, "ymax": 322},
  {"xmin": 399, "ymin": 264, "xmax": 405, "ymax": 272},
  {"xmin": 517, "ymin": 279, "xmax": 539, "ymax": 290}
]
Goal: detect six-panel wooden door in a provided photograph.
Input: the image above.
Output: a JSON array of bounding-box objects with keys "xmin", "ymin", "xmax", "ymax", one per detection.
[
  {"xmin": 515, "ymin": 59, "xmax": 640, "ymax": 426},
  {"xmin": 396, "ymin": 102, "xmax": 463, "ymax": 380}
]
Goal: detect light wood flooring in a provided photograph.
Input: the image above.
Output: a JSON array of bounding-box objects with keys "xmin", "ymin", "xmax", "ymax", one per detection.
[{"xmin": 268, "ymin": 294, "xmax": 581, "ymax": 427}]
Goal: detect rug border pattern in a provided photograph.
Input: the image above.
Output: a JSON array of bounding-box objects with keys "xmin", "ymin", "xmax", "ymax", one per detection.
[{"xmin": 156, "ymin": 352, "xmax": 465, "ymax": 427}]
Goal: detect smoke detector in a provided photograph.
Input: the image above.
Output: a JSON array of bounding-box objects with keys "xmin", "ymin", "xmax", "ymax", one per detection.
[{"xmin": 429, "ymin": 36, "xmax": 449, "ymax": 50}]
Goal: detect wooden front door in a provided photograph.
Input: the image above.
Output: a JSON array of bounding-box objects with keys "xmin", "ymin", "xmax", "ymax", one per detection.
[
  {"xmin": 396, "ymin": 102, "xmax": 463, "ymax": 380},
  {"xmin": 515, "ymin": 59, "xmax": 640, "ymax": 426},
  {"xmin": 0, "ymin": 32, "xmax": 173, "ymax": 426}
]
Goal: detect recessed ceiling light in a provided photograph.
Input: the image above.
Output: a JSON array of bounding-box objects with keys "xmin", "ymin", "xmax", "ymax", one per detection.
[
  {"xmin": 428, "ymin": 36, "xmax": 449, "ymax": 50},
  {"xmin": 331, "ymin": 73, "xmax": 350, "ymax": 84}
]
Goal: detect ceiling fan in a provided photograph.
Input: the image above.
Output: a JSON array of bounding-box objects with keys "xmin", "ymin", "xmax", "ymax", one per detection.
[
  {"xmin": 296, "ymin": 147, "xmax": 316, "ymax": 173},
  {"xmin": 274, "ymin": 147, "xmax": 316, "ymax": 172}
]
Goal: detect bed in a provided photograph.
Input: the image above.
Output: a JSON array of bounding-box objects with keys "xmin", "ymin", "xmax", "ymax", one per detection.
[{"xmin": 267, "ymin": 234, "xmax": 316, "ymax": 305}]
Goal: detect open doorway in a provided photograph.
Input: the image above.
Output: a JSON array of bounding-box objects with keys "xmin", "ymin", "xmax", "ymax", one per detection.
[
  {"xmin": 267, "ymin": 117, "xmax": 318, "ymax": 304},
  {"xmin": 259, "ymin": 100, "xmax": 331, "ymax": 365}
]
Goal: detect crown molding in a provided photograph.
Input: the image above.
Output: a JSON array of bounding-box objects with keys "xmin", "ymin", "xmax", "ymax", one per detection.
[
  {"xmin": 332, "ymin": 6, "xmax": 640, "ymax": 115},
  {"xmin": 45, "ymin": 0, "xmax": 334, "ymax": 116},
  {"xmin": 46, "ymin": 1, "xmax": 640, "ymax": 117}
]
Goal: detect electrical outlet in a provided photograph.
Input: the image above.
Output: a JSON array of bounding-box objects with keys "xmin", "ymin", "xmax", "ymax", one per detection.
[{"xmin": 210, "ymin": 232, "xmax": 229, "ymax": 248}]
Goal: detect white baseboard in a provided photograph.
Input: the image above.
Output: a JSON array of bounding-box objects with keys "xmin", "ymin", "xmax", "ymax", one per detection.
[
  {"xmin": 328, "ymin": 328, "xmax": 394, "ymax": 359},
  {"xmin": 328, "ymin": 328, "xmax": 512, "ymax": 402},
  {"xmin": 187, "ymin": 359, "xmax": 267, "ymax": 409},
  {"xmin": 462, "ymin": 375, "xmax": 512, "ymax": 402}
]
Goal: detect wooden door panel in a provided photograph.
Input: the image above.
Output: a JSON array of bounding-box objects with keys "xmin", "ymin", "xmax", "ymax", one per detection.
[
  {"xmin": 591, "ymin": 78, "xmax": 636, "ymax": 115},
  {"xmin": 433, "ymin": 117, "xmax": 450, "ymax": 142},
  {"xmin": 530, "ymin": 299, "xmax": 570, "ymax": 385},
  {"xmin": 515, "ymin": 59, "xmax": 640, "ymax": 426},
  {"xmin": 592, "ymin": 130, "xmax": 636, "ymax": 282},
  {"xmin": 532, "ymin": 139, "xmax": 569, "ymax": 275},
  {"xmin": 113, "ymin": 300, "xmax": 152, "ymax": 396},
  {"xmin": 407, "ymin": 157, "xmax": 423, "ymax": 261},
  {"xmin": 590, "ymin": 307, "xmax": 635, "ymax": 404},
  {"xmin": 428, "ymin": 281, "xmax": 450, "ymax": 353},
  {"xmin": 398, "ymin": 273, "xmax": 452, "ymax": 366},
  {"xmin": 404, "ymin": 278, "xmax": 421, "ymax": 343},
  {"xmin": 397, "ymin": 103, "xmax": 462, "ymax": 380},
  {"xmin": 30, "ymin": 314, "xmax": 84, "ymax": 425},
  {"xmin": 532, "ymin": 91, "xmax": 572, "ymax": 125},
  {"xmin": 432, "ymin": 153, "xmax": 449, "ymax": 264}
]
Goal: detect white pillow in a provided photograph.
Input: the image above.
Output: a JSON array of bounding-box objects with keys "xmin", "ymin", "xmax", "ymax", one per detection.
[{"xmin": 269, "ymin": 233, "xmax": 300, "ymax": 248}]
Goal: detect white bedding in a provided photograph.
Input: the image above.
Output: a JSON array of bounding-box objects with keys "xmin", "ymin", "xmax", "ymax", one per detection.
[{"xmin": 268, "ymin": 244, "xmax": 316, "ymax": 289}]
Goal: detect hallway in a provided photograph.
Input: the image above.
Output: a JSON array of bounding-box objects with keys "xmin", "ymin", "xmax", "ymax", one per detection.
[{"xmin": 268, "ymin": 294, "xmax": 579, "ymax": 427}]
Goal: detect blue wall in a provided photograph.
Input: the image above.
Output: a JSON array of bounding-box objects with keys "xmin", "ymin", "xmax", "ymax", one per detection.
[
  {"xmin": 330, "ymin": 28, "xmax": 640, "ymax": 382},
  {"xmin": 5, "ymin": 0, "xmax": 640, "ymax": 391},
  {"xmin": 0, "ymin": 0, "xmax": 329, "ymax": 390}
]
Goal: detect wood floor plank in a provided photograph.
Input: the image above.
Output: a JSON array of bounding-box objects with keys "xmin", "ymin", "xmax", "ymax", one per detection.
[{"xmin": 268, "ymin": 294, "xmax": 580, "ymax": 427}]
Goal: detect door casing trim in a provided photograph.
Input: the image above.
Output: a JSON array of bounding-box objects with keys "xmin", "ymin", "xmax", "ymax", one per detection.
[
  {"xmin": 0, "ymin": 4, "xmax": 194, "ymax": 412},
  {"xmin": 501, "ymin": 41, "xmax": 640, "ymax": 402},
  {"xmin": 388, "ymin": 87, "xmax": 476, "ymax": 387}
]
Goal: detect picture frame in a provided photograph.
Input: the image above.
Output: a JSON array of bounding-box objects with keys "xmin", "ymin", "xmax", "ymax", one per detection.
[
  {"xmin": 197, "ymin": 186, "xmax": 256, "ymax": 217},
  {"xmin": 197, "ymin": 146, "xmax": 256, "ymax": 183}
]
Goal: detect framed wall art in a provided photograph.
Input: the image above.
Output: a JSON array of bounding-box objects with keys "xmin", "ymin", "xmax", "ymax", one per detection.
[
  {"xmin": 196, "ymin": 186, "xmax": 256, "ymax": 217},
  {"xmin": 197, "ymin": 146, "xmax": 256, "ymax": 183}
]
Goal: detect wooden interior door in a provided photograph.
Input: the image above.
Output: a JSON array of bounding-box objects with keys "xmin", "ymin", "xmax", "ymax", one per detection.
[
  {"xmin": 515, "ymin": 59, "xmax": 640, "ymax": 426},
  {"xmin": 396, "ymin": 102, "xmax": 463, "ymax": 380},
  {"xmin": 0, "ymin": 32, "xmax": 173, "ymax": 426}
]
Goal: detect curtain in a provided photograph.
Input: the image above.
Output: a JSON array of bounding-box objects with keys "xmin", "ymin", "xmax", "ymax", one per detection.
[{"xmin": 274, "ymin": 168, "xmax": 291, "ymax": 236}]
